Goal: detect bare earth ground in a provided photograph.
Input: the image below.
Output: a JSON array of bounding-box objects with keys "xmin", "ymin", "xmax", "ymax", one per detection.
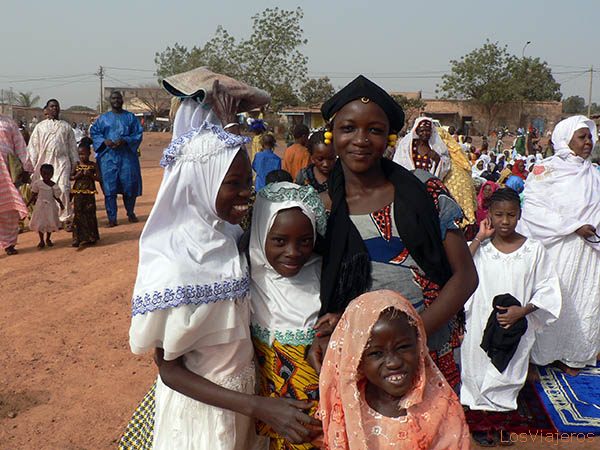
[{"xmin": 0, "ymin": 132, "xmax": 596, "ymax": 449}]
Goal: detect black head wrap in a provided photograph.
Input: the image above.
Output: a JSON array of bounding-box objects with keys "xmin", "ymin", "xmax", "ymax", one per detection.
[{"xmin": 321, "ymin": 75, "xmax": 405, "ymax": 133}]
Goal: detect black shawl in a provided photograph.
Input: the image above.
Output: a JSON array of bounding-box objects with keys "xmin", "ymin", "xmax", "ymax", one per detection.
[{"xmin": 320, "ymin": 158, "xmax": 453, "ymax": 314}]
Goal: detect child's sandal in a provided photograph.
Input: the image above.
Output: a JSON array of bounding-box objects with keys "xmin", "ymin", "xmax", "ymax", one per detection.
[
  {"xmin": 46, "ymin": 239, "xmax": 54, "ymax": 247},
  {"xmin": 37, "ymin": 242, "xmax": 45, "ymax": 249},
  {"xmin": 472, "ymin": 430, "xmax": 498, "ymax": 447}
]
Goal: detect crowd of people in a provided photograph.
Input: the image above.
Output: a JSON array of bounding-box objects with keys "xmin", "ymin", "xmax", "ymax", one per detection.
[
  {"xmin": 0, "ymin": 91, "xmax": 143, "ymax": 254},
  {"xmin": 1, "ymin": 66, "xmax": 599, "ymax": 449}
]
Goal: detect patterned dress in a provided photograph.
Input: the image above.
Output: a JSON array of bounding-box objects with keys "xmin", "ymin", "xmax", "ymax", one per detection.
[
  {"xmin": 295, "ymin": 165, "xmax": 328, "ymax": 194},
  {"xmin": 72, "ymin": 163, "xmax": 100, "ymax": 244},
  {"xmin": 349, "ymin": 172, "xmax": 464, "ymax": 388}
]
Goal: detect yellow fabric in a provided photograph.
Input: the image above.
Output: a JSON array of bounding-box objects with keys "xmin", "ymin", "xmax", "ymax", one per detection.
[
  {"xmin": 251, "ymin": 135, "xmax": 262, "ymax": 164},
  {"xmin": 253, "ymin": 337, "xmax": 319, "ymax": 450},
  {"xmin": 438, "ymin": 128, "xmax": 477, "ymax": 226}
]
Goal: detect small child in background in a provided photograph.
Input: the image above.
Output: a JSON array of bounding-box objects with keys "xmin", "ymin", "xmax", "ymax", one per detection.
[
  {"xmin": 319, "ymin": 290, "xmax": 470, "ymax": 450},
  {"xmin": 265, "ymin": 169, "xmax": 293, "ymax": 185},
  {"xmin": 461, "ymin": 188, "xmax": 561, "ymax": 446},
  {"xmin": 71, "ymin": 137, "xmax": 100, "ymax": 247},
  {"xmin": 252, "ymin": 133, "xmax": 281, "ymax": 191},
  {"xmin": 29, "ymin": 163, "xmax": 64, "ymax": 248},
  {"xmin": 295, "ymin": 131, "xmax": 335, "ymax": 194},
  {"xmin": 249, "ymin": 182, "xmax": 327, "ymax": 449}
]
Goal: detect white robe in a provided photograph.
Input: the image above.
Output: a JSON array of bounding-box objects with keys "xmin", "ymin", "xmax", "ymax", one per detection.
[
  {"xmin": 461, "ymin": 239, "xmax": 561, "ymax": 412},
  {"xmin": 517, "ymin": 116, "xmax": 600, "ymax": 367},
  {"xmin": 28, "ymin": 119, "xmax": 78, "ymax": 222}
]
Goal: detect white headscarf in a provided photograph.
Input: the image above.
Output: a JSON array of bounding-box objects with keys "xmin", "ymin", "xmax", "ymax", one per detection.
[
  {"xmin": 129, "ymin": 118, "xmax": 252, "ymax": 360},
  {"xmin": 518, "ymin": 115, "xmax": 600, "ymax": 250},
  {"xmin": 471, "ymin": 155, "xmax": 490, "ymax": 177},
  {"xmin": 249, "ymin": 182, "xmax": 327, "ymax": 345},
  {"xmin": 171, "ymin": 98, "xmax": 220, "ymax": 141},
  {"xmin": 393, "ymin": 117, "xmax": 451, "ymax": 179}
]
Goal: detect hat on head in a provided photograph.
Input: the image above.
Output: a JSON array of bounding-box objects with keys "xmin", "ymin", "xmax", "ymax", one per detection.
[
  {"xmin": 162, "ymin": 67, "xmax": 271, "ymax": 113},
  {"xmin": 321, "ymin": 75, "xmax": 405, "ymax": 133}
]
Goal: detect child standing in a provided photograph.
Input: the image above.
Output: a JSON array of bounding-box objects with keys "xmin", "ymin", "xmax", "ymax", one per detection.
[
  {"xmin": 295, "ymin": 131, "xmax": 335, "ymax": 194},
  {"xmin": 71, "ymin": 137, "xmax": 100, "ymax": 247},
  {"xmin": 29, "ymin": 163, "xmax": 64, "ymax": 248},
  {"xmin": 461, "ymin": 188, "xmax": 561, "ymax": 446},
  {"xmin": 252, "ymin": 133, "xmax": 281, "ymax": 191},
  {"xmin": 249, "ymin": 182, "xmax": 327, "ymax": 449},
  {"xmin": 319, "ymin": 290, "xmax": 470, "ymax": 449}
]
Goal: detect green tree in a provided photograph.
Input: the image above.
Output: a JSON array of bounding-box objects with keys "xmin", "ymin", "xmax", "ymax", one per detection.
[
  {"xmin": 438, "ymin": 41, "xmax": 517, "ymax": 132},
  {"xmin": 508, "ymin": 57, "xmax": 561, "ymax": 101},
  {"xmin": 15, "ymin": 91, "xmax": 40, "ymax": 107},
  {"xmin": 155, "ymin": 7, "xmax": 308, "ymax": 111},
  {"xmin": 67, "ymin": 105, "xmax": 96, "ymax": 112},
  {"xmin": 299, "ymin": 77, "xmax": 335, "ymax": 106},
  {"xmin": 438, "ymin": 41, "xmax": 562, "ymax": 131},
  {"xmin": 562, "ymin": 95, "xmax": 586, "ymax": 114}
]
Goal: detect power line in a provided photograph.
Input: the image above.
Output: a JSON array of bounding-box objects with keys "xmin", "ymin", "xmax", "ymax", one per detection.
[
  {"xmin": 103, "ymin": 66, "xmax": 155, "ymax": 73},
  {"xmin": 0, "ymin": 73, "xmax": 93, "ymax": 83}
]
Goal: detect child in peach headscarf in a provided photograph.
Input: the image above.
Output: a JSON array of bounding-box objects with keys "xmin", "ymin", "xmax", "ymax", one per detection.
[{"xmin": 318, "ymin": 290, "xmax": 469, "ymax": 450}]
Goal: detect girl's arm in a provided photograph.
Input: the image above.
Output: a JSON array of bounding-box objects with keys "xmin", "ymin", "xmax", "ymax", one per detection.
[
  {"xmin": 156, "ymin": 349, "xmax": 319, "ymax": 444},
  {"xmin": 469, "ymin": 218, "xmax": 494, "ymax": 256},
  {"xmin": 54, "ymin": 195, "xmax": 65, "ymax": 210},
  {"xmin": 420, "ymin": 229, "xmax": 478, "ymax": 336},
  {"xmin": 27, "ymin": 192, "xmax": 38, "ymax": 207}
]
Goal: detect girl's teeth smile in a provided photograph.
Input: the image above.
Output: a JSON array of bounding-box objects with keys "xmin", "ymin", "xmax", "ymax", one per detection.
[{"xmin": 385, "ymin": 373, "xmax": 407, "ymax": 384}]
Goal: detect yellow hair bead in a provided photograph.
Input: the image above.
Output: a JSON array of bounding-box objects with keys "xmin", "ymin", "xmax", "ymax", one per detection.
[
  {"xmin": 324, "ymin": 131, "xmax": 333, "ymax": 140},
  {"xmin": 324, "ymin": 139, "xmax": 332, "ymax": 145},
  {"xmin": 388, "ymin": 134, "xmax": 397, "ymax": 141}
]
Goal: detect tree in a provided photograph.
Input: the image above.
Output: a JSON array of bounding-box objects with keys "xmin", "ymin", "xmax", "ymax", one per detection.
[
  {"xmin": 508, "ymin": 57, "xmax": 561, "ymax": 102},
  {"xmin": 15, "ymin": 91, "xmax": 40, "ymax": 107},
  {"xmin": 131, "ymin": 84, "xmax": 172, "ymax": 117},
  {"xmin": 438, "ymin": 40, "xmax": 562, "ymax": 131},
  {"xmin": 438, "ymin": 41, "xmax": 517, "ymax": 132},
  {"xmin": 299, "ymin": 77, "xmax": 335, "ymax": 106},
  {"xmin": 391, "ymin": 95, "xmax": 427, "ymax": 128},
  {"xmin": 562, "ymin": 95, "xmax": 586, "ymax": 114},
  {"xmin": 155, "ymin": 7, "xmax": 308, "ymax": 111}
]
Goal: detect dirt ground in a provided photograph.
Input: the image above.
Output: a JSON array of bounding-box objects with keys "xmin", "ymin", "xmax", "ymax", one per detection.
[{"xmin": 0, "ymin": 132, "xmax": 596, "ymax": 449}]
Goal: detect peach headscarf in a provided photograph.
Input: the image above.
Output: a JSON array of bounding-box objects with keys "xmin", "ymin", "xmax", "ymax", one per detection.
[{"xmin": 318, "ymin": 290, "xmax": 470, "ymax": 449}]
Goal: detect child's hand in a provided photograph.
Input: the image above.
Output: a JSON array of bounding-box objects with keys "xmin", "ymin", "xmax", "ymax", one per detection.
[
  {"xmin": 254, "ymin": 397, "xmax": 319, "ymax": 444},
  {"xmin": 306, "ymin": 335, "xmax": 330, "ymax": 374},
  {"xmin": 477, "ymin": 217, "xmax": 495, "ymax": 241},
  {"xmin": 313, "ymin": 312, "xmax": 342, "ymax": 337},
  {"xmin": 496, "ymin": 305, "xmax": 526, "ymax": 328}
]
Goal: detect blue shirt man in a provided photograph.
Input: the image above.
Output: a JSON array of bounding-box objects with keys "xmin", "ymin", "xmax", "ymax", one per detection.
[{"xmin": 90, "ymin": 91, "xmax": 143, "ymax": 226}]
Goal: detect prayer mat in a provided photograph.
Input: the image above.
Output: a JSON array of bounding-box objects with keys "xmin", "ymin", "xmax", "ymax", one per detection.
[
  {"xmin": 535, "ymin": 362, "xmax": 600, "ymax": 434},
  {"xmin": 465, "ymin": 381, "xmax": 556, "ymax": 434}
]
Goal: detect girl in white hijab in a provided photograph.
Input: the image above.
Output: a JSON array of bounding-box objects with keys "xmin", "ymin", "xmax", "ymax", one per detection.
[
  {"xmin": 393, "ymin": 117, "xmax": 451, "ymax": 179},
  {"xmin": 249, "ymin": 182, "xmax": 327, "ymax": 448},
  {"xmin": 122, "ymin": 80, "xmax": 315, "ymax": 450},
  {"xmin": 518, "ymin": 115, "xmax": 600, "ymax": 373}
]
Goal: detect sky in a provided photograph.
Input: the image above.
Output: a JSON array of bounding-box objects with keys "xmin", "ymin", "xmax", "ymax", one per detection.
[{"xmin": 1, "ymin": 0, "xmax": 598, "ymax": 109}]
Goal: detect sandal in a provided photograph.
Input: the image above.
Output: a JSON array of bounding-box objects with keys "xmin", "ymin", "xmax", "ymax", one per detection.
[
  {"xmin": 37, "ymin": 242, "xmax": 45, "ymax": 249},
  {"xmin": 72, "ymin": 240, "xmax": 80, "ymax": 248},
  {"xmin": 472, "ymin": 430, "xmax": 498, "ymax": 447},
  {"xmin": 46, "ymin": 239, "xmax": 54, "ymax": 247},
  {"xmin": 5, "ymin": 246, "xmax": 18, "ymax": 255}
]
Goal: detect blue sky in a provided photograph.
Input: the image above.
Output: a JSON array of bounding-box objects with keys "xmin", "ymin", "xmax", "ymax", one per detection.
[{"xmin": 1, "ymin": 0, "xmax": 597, "ymax": 108}]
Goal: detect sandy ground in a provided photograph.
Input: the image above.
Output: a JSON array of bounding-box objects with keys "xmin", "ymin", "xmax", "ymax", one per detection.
[{"xmin": 0, "ymin": 132, "xmax": 596, "ymax": 449}]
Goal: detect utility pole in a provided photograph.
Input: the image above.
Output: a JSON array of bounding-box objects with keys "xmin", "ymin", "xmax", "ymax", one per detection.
[
  {"xmin": 97, "ymin": 66, "xmax": 105, "ymax": 113},
  {"xmin": 587, "ymin": 66, "xmax": 593, "ymax": 118}
]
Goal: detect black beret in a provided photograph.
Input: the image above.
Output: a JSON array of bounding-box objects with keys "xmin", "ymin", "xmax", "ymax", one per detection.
[{"xmin": 321, "ymin": 75, "xmax": 405, "ymax": 133}]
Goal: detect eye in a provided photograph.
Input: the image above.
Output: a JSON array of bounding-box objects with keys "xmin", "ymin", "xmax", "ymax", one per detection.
[
  {"xmin": 367, "ymin": 350, "xmax": 383, "ymax": 358},
  {"xmin": 270, "ymin": 237, "xmax": 285, "ymax": 246},
  {"xmin": 340, "ymin": 125, "xmax": 355, "ymax": 133},
  {"xmin": 369, "ymin": 127, "xmax": 385, "ymax": 135}
]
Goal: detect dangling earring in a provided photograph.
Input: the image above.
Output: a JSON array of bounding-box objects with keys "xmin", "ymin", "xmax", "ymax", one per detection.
[
  {"xmin": 388, "ymin": 134, "xmax": 398, "ymax": 147},
  {"xmin": 324, "ymin": 131, "xmax": 333, "ymax": 145}
]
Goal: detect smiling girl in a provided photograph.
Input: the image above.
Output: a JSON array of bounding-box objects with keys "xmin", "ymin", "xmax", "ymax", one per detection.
[
  {"xmin": 319, "ymin": 290, "xmax": 469, "ymax": 449},
  {"xmin": 249, "ymin": 182, "xmax": 327, "ymax": 449},
  {"xmin": 310, "ymin": 75, "xmax": 478, "ymax": 389}
]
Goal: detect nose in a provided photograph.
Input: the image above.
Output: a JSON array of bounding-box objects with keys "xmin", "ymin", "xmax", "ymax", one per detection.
[
  {"xmin": 284, "ymin": 243, "xmax": 301, "ymax": 258},
  {"xmin": 384, "ymin": 352, "xmax": 403, "ymax": 369},
  {"xmin": 353, "ymin": 129, "xmax": 369, "ymax": 146}
]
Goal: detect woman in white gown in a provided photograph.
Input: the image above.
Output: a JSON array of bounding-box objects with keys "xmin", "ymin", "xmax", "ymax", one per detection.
[{"xmin": 518, "ymin": 115, "xmax": 600, "ymax": 372}]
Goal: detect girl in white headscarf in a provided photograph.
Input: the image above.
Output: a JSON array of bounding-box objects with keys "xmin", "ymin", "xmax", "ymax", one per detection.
[
  {"xmin": 249, "ymin": 182, "xmax": 327, "ymax": 449},
  {"xmin": 518, "ymin": 115, "xmax": 600, "ymax": 373},
  {"xmin": 121, "ymin": 79, "xmax": 315, "ymax": 450},
  {"xmin": 393, "ymin": 117, "xmax": 451, "ymax": 179}
]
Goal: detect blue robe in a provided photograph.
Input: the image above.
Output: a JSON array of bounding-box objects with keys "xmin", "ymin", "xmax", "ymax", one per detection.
[{"xmin": 90, "ymin": 111, "xmax": 143, "ymax": 198}]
